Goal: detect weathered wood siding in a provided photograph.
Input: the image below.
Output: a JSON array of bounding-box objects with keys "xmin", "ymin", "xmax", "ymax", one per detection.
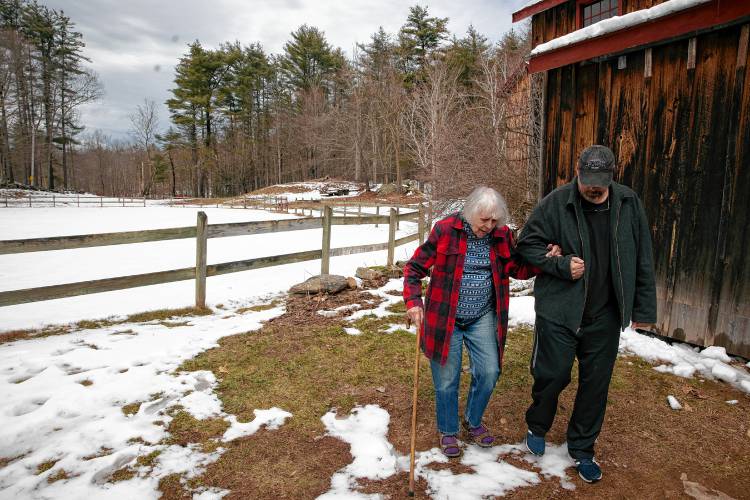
[{"xmin": 538, "ymin": 23, "xmax": 750, "ymax": 357}]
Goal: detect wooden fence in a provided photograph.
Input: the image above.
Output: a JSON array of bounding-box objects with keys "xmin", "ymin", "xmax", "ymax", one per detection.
[
  {"xmin": 0, "ymin": 205, "xmax": 425, "ymax": 308},
  {"xmin": 0, "ymin": 193, "xmax": 293, "ymax": 210}
]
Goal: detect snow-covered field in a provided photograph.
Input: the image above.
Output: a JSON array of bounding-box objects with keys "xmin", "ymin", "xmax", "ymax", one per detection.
[
  {"xmin": 0, "ymin": 206, "xmax": 417, "ymax": 331},
  {"xmin": 1, "ymin": 204, "xmax": 748, "ymax": 499}
]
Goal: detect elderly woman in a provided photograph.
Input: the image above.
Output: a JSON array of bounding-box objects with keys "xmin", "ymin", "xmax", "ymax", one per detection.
[{"xmin": 403, "ymin": 186, "xmax": 559, "ymax": 458}]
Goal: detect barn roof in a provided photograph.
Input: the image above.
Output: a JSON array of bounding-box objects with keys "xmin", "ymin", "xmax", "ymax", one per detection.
[
  {"xmin": 521, "ymin": 0, "xmax": 750, "ymax": 73},
  {"xmin": 512, "ymin": 0, "xmax": 568, "ymax": 23}
]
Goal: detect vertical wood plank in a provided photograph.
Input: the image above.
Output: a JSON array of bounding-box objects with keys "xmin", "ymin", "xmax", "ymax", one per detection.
[
  {"xmin": 687, "ymin": 37, "xmax": 697, "ymax": 69},
  {"xmin": 321, "ymin": 205, "xmax": 332, "ymax": 275},
  {"xmin": 737, "ymin": 24, "xmax": 749, "ymax": 69},
  {"xmin": 573, "ymin": 63, "xmax": 597, "ymax": 166},
  {"xmin": 195, "ymin": 211, "xmax": 208, "ymax": 308},
  {"xmin": 644, "ymin": 48, "xmax": 653, "ymax": 78},
  {"xmin": 375, "ymin": 205, "xmax": 379, "ymax": 227},
  {"xmin": 418, "ymin": 204, "xmax": 425, "ymax": 245},
  {"xmin": 387, "ymin": 208, "xmax": 397, "ymax": 266}
]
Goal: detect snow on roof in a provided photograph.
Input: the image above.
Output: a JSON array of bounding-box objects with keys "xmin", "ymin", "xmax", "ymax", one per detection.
[
  {"xmin": 512, "ymin": 0, "xmax": 568, "ymax": 22},
  {"xmin": 530, "ymin": 0, "xmax": 712, "ymax": 56}
]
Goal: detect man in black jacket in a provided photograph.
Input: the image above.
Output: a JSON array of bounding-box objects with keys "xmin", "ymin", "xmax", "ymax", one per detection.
[{"xmin": 516, "ymin": 145, "xmax": 657, "ymax": 483}]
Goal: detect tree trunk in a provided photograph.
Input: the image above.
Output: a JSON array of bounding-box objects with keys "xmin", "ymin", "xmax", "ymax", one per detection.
[
  {"xmin": 42, "ymin": 57, "xmax": 54, "ymax": 190},
  {"xmin": 0, "ymin": 85, "xmax": 14, "ymax": 183}
]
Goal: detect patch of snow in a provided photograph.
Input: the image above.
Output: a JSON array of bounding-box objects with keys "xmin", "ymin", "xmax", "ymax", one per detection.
[
  {"xmin": 711, "ymin": 363, "xmax": 737, "ymax": 384},
  {"xmin": 0, "ymin": 304, "xmax": 290, "ymax": 499},
  {"xmin": 700, "ymin": 346, "xmax": 731, "ymax": 363},
  {"xmin": 222, "ymin": 408, "xmax": 292, "ymax": 442},
  {"xmin": 725, "ymin": 400, "xmax": 738, "ymax": 405},
  {"xmin": 318, "ymin": 405, "xmax": 576, "ymax": 499},
  {"xmin": 344, "ymin": 327, "xmax": 363, "ymax": 336},
  {"xmin": 508, "ymin": 296, "xmax": 536, "ymax": 327},
  {"xmin": 193, "ymin": 487, "xmax": 231, "ymax": 500},
  {"xmin": 619, "ymin": 327, "xmax": 750, "ymax": 395},
  {"xmin": 667, "ymin": 395, "xmax": 682, "ymax": 410}
]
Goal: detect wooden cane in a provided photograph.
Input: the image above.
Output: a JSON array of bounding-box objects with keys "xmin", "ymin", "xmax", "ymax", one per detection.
[{"xmin": 408, "ymin": 322, "xmax": 422, "ymax": 496}]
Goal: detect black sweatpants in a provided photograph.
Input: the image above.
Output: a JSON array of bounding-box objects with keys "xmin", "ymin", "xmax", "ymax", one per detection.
[{"xmin": 525, "ymin": 307, "xmax": 621, "ymax": 459}]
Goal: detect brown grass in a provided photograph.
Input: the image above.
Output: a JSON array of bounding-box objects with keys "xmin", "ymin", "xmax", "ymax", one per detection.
[
  {"xmin": 122, "ymin": 402, "xmax": 142, "ymax": 416},
  {"xmin": 36, "ymin": 460, "xmax": 58, "ymax": 475},
  {"xmin": 47, "ymin": 469, "xmax": 70, "ymax": 483},
  {"xmin": 236, "ymin": 299, "xmax": 282, "ymax": 315},
  {"xmin": 0, "ymin": 306, "xmax": 213, "ymax": 344}
]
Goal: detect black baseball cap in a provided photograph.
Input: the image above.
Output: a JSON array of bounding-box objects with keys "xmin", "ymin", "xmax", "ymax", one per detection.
[{"xmin": 578, "ymin": 145, "xmax": 614, "ymax": 187}]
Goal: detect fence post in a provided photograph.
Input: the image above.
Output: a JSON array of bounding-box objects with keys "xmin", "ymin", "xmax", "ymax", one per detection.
[
  {"xmin": 321, "ymin": 205, "xmax": 333, "ymax": 275},
  {"xmin": 358, "ymin": 204, "xmax": 361, "ymax": 217},
  {"xmin": 100, "ymin": 196, "xmax": 103, "ymax": 208},
  {"xmin": 77, "ymin": 194, "xmax": 80, "ymax": 207},
  {"xmin": 143, "ymin": 197, "xmax": 146, "ymax": 207},
  {"xmin": 396, "ymin": 207, "xmax": 400, "ymax": 230},
  {"xmin": 388, "ymin": 208, "xmax": 397, "ymax": 266},
  {"xmin": 52, "ymin": 195, "xmax": 55, "ymax": 207},
  {"xmin": 29, "ymin": 195, "xmax": 31, "ymax": 207},
  {"xmin": 195, "ymin": 211, "xmax": 208, "ymax": 308},
  {"xmin": 375, "ymin": 205, "xmax": 379, "ymax": 228},
  {"xmin": 343, "ymin": 205, "xmax": 347, "ymax": 217},
  {"xmin": 427, "ymin": 201, "xmax": 433, "ymax": 231},
  {"xmin": 418, "ymin": 204, "xmax": 425, "ymax": 245}
]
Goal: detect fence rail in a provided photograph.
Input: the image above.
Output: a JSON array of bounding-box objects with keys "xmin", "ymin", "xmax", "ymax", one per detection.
[{"xmin": 0, "ymin": 204, "xmax": 425, "ymax": 308}]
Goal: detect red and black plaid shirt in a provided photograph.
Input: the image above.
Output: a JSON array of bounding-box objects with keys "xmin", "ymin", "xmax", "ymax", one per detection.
[{"xmin": 403, "ymin": 213, "xmax": 539, "ymax": 367}]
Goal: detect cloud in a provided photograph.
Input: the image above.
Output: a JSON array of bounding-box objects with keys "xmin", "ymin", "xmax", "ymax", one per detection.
[{"xmin": 43, "ymin": 0, "xmax": 527, "ymax": 140}]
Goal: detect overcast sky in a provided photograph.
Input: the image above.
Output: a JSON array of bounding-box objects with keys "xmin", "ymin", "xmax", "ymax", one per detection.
[{"xmin": 43, "ymin": 0, "xmax": 530, "ymax": 141}]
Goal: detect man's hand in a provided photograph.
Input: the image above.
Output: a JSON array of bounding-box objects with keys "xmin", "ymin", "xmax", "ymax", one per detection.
[
  {"xmin": 406, "ymin": 306, "xmax": 423, "ymax": 329},
  {"xmin": 570, "ymin": 256, "xmax": 585, "ymax": 280},
  {"xmin": 545, "ymin": 244, "xmax": 562, "ymax": 257}
]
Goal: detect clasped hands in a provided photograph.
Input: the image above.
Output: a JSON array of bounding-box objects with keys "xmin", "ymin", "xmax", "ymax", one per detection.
[{"xmin": 406, "ymin": 243, "xmax": 564, "ymax": 328}]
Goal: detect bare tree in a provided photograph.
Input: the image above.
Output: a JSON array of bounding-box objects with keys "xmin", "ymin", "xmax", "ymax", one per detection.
[
  {"xmin": 403, "ymin": 61, "xmax": 464, "ymax": 198},
  {"xmin": 129, "ymin": 98, "xmax": 159, "ymax": 195}
]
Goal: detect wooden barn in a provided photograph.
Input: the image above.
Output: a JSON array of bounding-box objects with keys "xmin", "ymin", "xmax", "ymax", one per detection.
[{"xmin": 512, "ymin": 0, "xmax": 750, "ymax": 357}]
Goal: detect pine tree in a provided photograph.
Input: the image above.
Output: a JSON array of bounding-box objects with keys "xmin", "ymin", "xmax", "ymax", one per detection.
[
  {"xmin": 281, "ymin": 25, "xmax": 339, "ymax": 94},
  {"xmin": 22, "ymin": 1, "xmax": 57, "ymax": 190},
  {"xmin": 398, "ymin": 5, "xmax": 449, "ymax": 85},
  {"xmin": 445, "ymin": 25, "xmax": 489, "ymax": 89},
  {"xmin": 54, "ymin": 10, "xmax": 89, "ymax": 189}
]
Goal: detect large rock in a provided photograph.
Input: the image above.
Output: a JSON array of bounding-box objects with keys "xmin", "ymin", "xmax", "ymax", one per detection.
[
  {"xmin": 290, "ymin": 274, "xmax": 350, "ymax": 295},
  {"xmin": 356, "ymin": 267, "xmax": 383, "ymax": 280},
  {"xmin": 509, "ymin": 277, "xmax": 535, "ymax": 297},
  {"xmin": 384, "ymin": 265, "xmax": 403, "ymax": 278}
]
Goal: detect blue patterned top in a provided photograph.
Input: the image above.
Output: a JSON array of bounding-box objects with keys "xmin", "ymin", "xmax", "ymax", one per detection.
[{"xmin": 456, "ymin": 219, "xmax": 494, "ymax": 320}]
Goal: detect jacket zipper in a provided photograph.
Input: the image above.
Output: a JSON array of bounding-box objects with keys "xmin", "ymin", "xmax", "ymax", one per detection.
[
  {"xmin": 614, "ymin": 200, "xmax": 626, "ymax": 327},
  {"xmin": 574, "ymin": 203, "xmax": 588, "ymax": 333},
  {"xmin": 531, "ymin": 326, "xmax": 540, "ymax": 371}
]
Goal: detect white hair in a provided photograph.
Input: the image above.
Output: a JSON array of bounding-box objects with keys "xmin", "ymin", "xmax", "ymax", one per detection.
[{"xmin": 461, "ymin": 186, "xmax": 509, "ymax": 227}]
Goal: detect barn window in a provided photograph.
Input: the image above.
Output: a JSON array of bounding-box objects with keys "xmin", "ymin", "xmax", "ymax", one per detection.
[{"xmin": 578, "ymin": 0, "xmax": 619, "ymax": 28}]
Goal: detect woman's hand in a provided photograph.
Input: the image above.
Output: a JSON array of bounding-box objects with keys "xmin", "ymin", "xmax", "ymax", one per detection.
[
  {"xmin": 406, "ymin": 306, "xmax": 424, "ymax": 329},
  {"xmin": 545, "ymin": 244, "xmax": 562, "ymax": 257}
]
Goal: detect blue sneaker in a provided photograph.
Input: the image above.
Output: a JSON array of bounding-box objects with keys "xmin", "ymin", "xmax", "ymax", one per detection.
[
  {"xmin": 524, "ymin": 430, "xmax": 545, "ymax": 456},
  {"xmin": 575, "ymin": 458, "xmax": 602, "ymax": 483}
]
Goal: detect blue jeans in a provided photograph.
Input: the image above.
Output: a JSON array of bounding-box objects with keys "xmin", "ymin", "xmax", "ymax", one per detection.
[{"xmin": 430, "ymin": 310, "xmax": 500, "ymax": 435}]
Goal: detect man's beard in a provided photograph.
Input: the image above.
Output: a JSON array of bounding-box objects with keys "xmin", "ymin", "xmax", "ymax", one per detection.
[{"xmin": 583, "ymin": 188, "xmax": 606, "ymax": 201}]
